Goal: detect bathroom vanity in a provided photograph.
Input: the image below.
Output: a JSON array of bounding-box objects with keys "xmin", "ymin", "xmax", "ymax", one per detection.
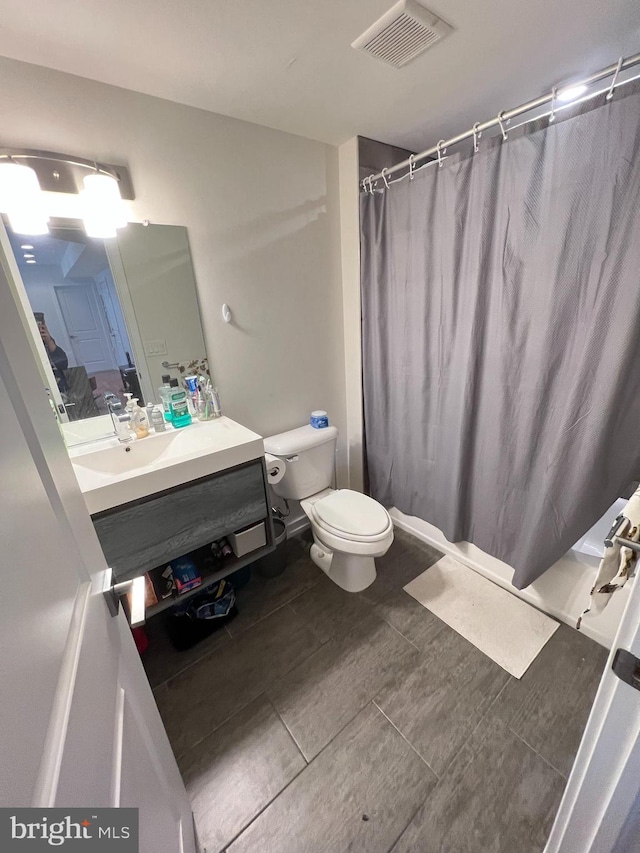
[{"xmin": 69, "ymin": 417, "xmax": 275, "ymax": 620}]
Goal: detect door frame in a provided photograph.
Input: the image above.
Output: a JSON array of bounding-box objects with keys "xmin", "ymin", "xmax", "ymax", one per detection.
[
  {"xmin": 0, "ymin": 221, "xmax": 68, "ymax": 421},
  {"xmin": 545, "ymin": 555, "xmax": 640, "ymax": 850},
  {"xmin": 94, "ymin": 269, "xmax": 132, "ymax": 368},
  {"xmin": 0, "ymin": 234, "xmax": 197, "ymax": 851}
]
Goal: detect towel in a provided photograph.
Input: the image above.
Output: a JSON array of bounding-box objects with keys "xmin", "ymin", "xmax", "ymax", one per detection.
[{"xmin": 577, "ymin": 488, "xmax": 640, "ymax": 628}]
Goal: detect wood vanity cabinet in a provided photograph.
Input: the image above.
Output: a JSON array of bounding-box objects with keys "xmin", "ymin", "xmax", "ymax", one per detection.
[{"xmin": 91, "ymin": 457, "xmax": 275, "ymax": 616}]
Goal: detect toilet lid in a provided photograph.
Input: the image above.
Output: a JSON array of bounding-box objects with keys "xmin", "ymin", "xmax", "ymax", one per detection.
[{"xmin": 314, "ymin": 490, "xmax": 390, "ymax": 537}]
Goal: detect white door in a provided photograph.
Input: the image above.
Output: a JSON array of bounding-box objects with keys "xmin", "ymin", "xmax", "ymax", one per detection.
[
  {"xmin": 0, "ymin": 257, "xmax": 196, "ymax": 850},
  {"xmin": 546, "ymin": 560, "xmax": 640, "ymax": 849},
  {"xmin": 56, "ymin": 283, "xmax": 116, "ymax": 373}
]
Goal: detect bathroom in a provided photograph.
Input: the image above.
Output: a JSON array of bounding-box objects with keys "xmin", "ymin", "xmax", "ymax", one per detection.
[{"xmin": 1, "ymin": 1, "xmax": 640, "ymax": 851}]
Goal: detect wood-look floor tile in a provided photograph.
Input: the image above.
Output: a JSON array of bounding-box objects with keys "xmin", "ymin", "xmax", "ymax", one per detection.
[
  {"xmin": 288, "ymin": 572, "xmax": 375, "ymax": 643},
  {"xmin": 375, "ymin": 627, "xmax": 510, "ymax": 776},
  {"xmin": 493, "ymin": 623, "xmax": 608, "ymax": 776},
  {"xmin": 228, "ymin": 703, "xmax": 437, "ymax": 853},
  {"xmin": 374, "ymin": 587, "xmax": 447, "ymax": 650},
  {"xmin": 269, "ymin": 612, "xmax": 419, "ymax": 760},
  {"xmin": 391, "ymin": 713, "xmax": 566, "ymax": 853},
  {"xmin": 227, "ymin": 538, "xmax": 322, "ymax": 638},
  {"xmin": 359, "ymin": 528, "xmax": 443, "ymax": 605},
  {"xmin": 156, "ymin": 605, "xmax": 323, "ymax": 759},
  {"xmin": 180, "ymin": 695, "xmax": 305, "ymax": 853},
  {"xmin": 142, "ymin": 613, "xmax": 231, "ymax": 689}
]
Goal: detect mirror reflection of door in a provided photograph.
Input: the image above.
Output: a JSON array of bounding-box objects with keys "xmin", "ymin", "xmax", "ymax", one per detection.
[
  {"xmin": 56, "ymin": 283, "xmax": 116, "ymax": 372},
  {"xmin": 5, "ymin": 226, "xmax": 142, "ymax": 420}
]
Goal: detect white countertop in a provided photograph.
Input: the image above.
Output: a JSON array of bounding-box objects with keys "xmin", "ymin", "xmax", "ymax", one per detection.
[{"xmin": 69, "ymin": 416, "xmax": 265, "ymax": 514}]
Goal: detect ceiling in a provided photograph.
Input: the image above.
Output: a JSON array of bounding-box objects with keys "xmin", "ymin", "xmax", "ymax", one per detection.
[
  {"xmin": 7, "ymin": 229, "xmax": 109, "ymax": 278},
  {"xmin": 0, "ymin": 0, "xmax": 639, "ymax": 151}
]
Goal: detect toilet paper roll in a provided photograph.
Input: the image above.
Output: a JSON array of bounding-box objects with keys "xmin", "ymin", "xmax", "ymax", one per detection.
[{"xmin": 265, "ymin": 452, "xmax": 286, "ymax": 486}]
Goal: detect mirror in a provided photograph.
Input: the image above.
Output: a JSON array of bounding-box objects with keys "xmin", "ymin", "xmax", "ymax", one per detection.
[{"xmin": 3, "ymin": 219, "xmax": 209, "ymax": 446}]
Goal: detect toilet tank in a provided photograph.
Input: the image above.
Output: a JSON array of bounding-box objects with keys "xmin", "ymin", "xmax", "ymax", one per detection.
[{"xmin": 264, "ymin": 425, "xmax": 338, "ymax": 500}]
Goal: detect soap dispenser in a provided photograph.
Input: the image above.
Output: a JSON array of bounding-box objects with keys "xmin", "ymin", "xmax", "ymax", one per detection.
[
  {"xmin": 122, "ymin": 394, "xmax": 136, "ymax": 437},
  {"xmin": 131, "ymin": 398, "xmax": 150, "ymax": 438}
]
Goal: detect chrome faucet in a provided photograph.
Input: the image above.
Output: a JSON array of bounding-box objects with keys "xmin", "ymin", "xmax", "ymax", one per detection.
[{"xmin": 106, "ymin": 395, "xmax": 133, "ymax": 443}]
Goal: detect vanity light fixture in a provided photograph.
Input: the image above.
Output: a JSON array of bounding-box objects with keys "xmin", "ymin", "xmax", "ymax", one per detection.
[
  {"xmin": 20, "ymin": 244, "xmax": 34, "ymax": 250},
  {"xmin": 23, "ymin": 253, "xmax": 35, "ymax": 258},
  {"xmin": 0, "ymin": 147, "xmax": 134, "ymax": 237},
  {"xmin": 25, "ymin": 259, "xmax": 36, "ymax": 264},
  {"xmin": 0, "ymin": 162, "xmax": 49, "ymax": 235}
]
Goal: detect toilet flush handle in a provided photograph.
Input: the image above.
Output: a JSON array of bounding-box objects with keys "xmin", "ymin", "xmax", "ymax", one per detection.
[{"xmin": 286, "ymin": 455, "xmax": 299, "ymax": 463}]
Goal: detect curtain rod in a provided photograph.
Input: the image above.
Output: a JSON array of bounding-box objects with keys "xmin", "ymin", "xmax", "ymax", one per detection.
[{"xmin": 362, "ymin": 52, "xmax": 640, "ymax": 191}]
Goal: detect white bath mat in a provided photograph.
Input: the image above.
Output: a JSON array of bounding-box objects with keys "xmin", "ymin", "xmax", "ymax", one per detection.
[{"xmin": 404, "ymin": 555, "xmax": 559, "ymax": 678}]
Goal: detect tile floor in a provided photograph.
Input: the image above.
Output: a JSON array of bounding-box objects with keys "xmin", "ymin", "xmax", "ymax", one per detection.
[{"xmin": 143, "ymin": 529, "xmax": 608, "ymax": 853}]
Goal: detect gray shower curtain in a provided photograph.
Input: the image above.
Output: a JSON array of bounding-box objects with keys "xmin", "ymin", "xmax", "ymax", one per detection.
[{"xmin": 361, "ymin": 82, "xmax": 640, "ymax": 588}]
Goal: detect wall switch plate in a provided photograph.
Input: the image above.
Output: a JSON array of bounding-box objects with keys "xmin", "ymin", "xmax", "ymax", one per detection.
[{"xmin": 144, "ymin": 339, "xmax": 168, "ymax": 356}]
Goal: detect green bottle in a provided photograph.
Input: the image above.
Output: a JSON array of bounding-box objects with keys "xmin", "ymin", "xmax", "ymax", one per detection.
[{"xmin": 168, "ymin": 379, "xmax": 192, "ymax": 428}]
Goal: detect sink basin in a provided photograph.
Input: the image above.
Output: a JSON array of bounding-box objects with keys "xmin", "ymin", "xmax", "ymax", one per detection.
[
  {"xmin": 72, "ymin": 429, "xmax": 180, "ymax": 474},
  {"xmin": 69, "ymin": 416, "xmax": 265, "ymax": 514}
]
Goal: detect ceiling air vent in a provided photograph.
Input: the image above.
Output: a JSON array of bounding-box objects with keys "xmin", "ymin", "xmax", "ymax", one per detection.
[{"xmin": 352, "ymin": 0, "xmax": 452, "ymax": 68}]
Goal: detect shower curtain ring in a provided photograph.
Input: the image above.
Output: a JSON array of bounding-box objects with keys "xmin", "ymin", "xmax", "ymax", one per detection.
[
  {"xmin": 549, "ymin": 87, "xmax": 557, "ymax": 122},
  {"xmin": 381, "ymin": 168, "xmax": 390, "ymax": 189},
  {"xmin": 472, "ymin": 122, "xmax": 481, "ymax": 153},
  {"xmin": 437, "ymin": 140, "xmax": 446, "ymax": 168},
  {"xmin": 497, "ymin": 111, "xmax": 508, "ymax": 141},
  {"xmin": 606, "ymin": 56, "xmax": 623, "ymax": 100},
  {"xmin": 408, "ymin": 154, "xmax": 416, "ymax": 180}
]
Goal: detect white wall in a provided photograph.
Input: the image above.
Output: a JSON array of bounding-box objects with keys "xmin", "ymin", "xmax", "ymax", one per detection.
[
  {"xmin": 338, "ymin": 137, "xmax": 364, "ymax": 491},
  {"xmin": 0, "ymin": 56, "xmax": 347, "ymax": 468}
]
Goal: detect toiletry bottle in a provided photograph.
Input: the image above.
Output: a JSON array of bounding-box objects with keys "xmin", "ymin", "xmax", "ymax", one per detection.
[
  {"xmin": 158, "ymin": 374, "xmax": 173, "ymax": 422},
  {"xmin": 131, "ymin": 399, "xmax": 150, "ymax": 438},
  {"xmin": 150, "ymin": 406, "xmax": 166, "ymax": 432},
  {"xmin": 168, "ymin": 379, "xmax": 192, "ymax": 428},
  {"xmin": 184, "ymin": 375, "xmax": 199, "ymax": 417},
  {"xmin": 310, "ymin": 410, "xmax": 329, "ymax": 429},
  {"xmin": 122, "ymin": 394, "xmax": 137, "ymax": 436}
]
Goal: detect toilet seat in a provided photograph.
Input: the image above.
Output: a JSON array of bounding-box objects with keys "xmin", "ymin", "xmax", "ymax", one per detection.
[
  {"xmin": 315, "ymin": 489, "xmax": 390, "ymax": 537},
  {"xmin": 304, "ymin": 489, "xmax": 393, "ymax": 546}
]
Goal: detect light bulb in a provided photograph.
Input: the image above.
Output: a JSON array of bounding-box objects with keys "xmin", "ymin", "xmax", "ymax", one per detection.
[
  {"xmin": 0, "ymin": 163, "xmax": 49, "ymax": 235},
  {"xmin": 81, "ymin": 173, "xmax": 127, "ymax": 238}
]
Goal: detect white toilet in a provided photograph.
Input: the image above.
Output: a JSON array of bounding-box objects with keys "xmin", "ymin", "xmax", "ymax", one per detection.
[{"xmin": 264, "ymin": 424, "xmax": 394, "ymax": 592}]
